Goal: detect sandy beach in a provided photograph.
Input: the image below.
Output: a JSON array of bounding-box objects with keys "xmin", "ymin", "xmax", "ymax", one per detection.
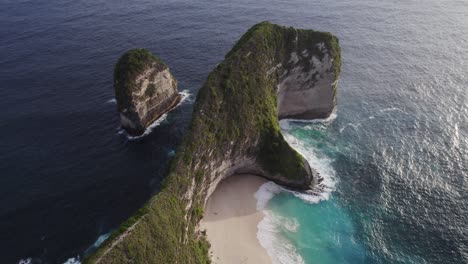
[{"xmin": 200, "ymin": 174, "xmax": 271, "ymax": 264}]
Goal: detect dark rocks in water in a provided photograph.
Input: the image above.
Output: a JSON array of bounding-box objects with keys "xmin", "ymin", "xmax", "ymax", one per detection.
[{"xmin": 113, "ymin": 48, "xmax": 180, "ymax": 136}]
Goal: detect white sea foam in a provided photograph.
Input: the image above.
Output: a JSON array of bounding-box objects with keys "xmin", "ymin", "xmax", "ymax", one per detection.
[
  {"xmin": 63, "ymin": 256, "xmax": 81, "ymax": 264},
  {"xmin": 257, "ymin": 211, "xmax": 305, "ymax": 264},
  {"xmin": 282, "ymin": 130, "xmax": 337, "ymax": 200},
  {"xmin": 178, "ymin": 89, "xmax": 193, "ymax": 103},
  {"xmin": 18, "ymin": 258, "xmax": 32, "ymax": 264},
  {"xmin": 282, "ymin": 216, "xmax": 300, "ymax": 232},
  {"xmin": 255, "ymin": 181, "xmax": 282, "ymax": 210},
  {"xmin": 93, "ymin": 233, "xmax": 110, "ymax": 248},
  {"xmin": 123, "ymin": 113, "xmax": 169, "ymax": 140},
  {"xmin": 339, "ymin": 122, "xmax": 362, "ymax": 133},
  {"xmin": 280, "ymin": 111, "xmax": 337, "ymax": 128},
  {"xmin": 119, "ymin": 90, "xmax": 192, "ymax": 140},
  {"xmin": 255, "ymin": 121, "xmax": 338, "ymax": 263},
  {"xmin": 255, "ymin": 187, "xmax": 322, "ymax": 264},
  {"xmin": 19, "ymin": 256, "xmax": 82, "ymax": 264},
  {"xmin": 106, "ymin": 98, "xmax": 117, "ymax": 104},
  {"xmin": 379, "ymin": 107, "xmax": 406, "ymax": 113}
]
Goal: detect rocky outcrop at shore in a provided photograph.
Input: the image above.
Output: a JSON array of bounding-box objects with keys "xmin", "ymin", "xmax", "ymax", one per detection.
[
  {"xmin": 87, "ymin": 22, "xmax": 340, "ymax": 263},
  {"xmin": 114, "ymin": 49, "xmax": 180, "ymax": 136},
  {"xmin": 277, "ymin": 42, "xmax": 339, "ymax": 119}
]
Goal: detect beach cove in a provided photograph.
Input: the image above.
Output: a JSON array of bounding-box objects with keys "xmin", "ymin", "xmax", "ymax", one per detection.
[{"xmin": 201, "ymin": 175, "xmax": 270, "ymax": 264}]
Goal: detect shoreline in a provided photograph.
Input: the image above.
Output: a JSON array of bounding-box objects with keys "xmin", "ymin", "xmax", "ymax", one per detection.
[
  {"xmin": 200, "ymin": 174, "xmax": 271, "ymax": 264},
  {"xmin": 121, "ymin": 89, "xmax": 191, "ymax": 140}
]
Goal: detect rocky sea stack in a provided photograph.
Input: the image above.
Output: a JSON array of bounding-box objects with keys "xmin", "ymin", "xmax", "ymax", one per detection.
[
  {"xmin": 114, "ymin": 49, "xmax": 181, "ymax": 136},
  {"xmin": 86, "ymin": 22, "xmax": 340, "ymax": 263}
]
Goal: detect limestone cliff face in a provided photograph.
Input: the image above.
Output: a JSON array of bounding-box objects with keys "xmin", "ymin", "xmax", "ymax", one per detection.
[
  {"xmin": 278, "ymin": 42, "xmax": 338, "ymax": 119},
  {"xmin": 87, "ymin": 22, "xmax": 340, "ymax": 264},
  {"xmin": 114, "ymin": 49, "xmax": 180, "ymax": 136}
]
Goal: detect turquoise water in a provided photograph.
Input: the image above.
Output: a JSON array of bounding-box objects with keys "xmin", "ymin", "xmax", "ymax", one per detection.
[
  {"xmin": 268, "ymin": 194, "xmax": 365, "ymax": 263},
  {"xmin": 257, "ymin": 115, "xmax": 448, "ymax": 264},
  {"xmin": 257, "ymin": 120, "xmax": 368, "ymax": 263},
  {"xmin": 2, "ymin": 0, "xmax": 467, "ymax": 262},
  {"xmin": 257, "ymin": 118, "xmax": 365, "ymax": 263},
  {"xmin": 258, "ymin": 86, "xmax": 468, "ymax": 263}
]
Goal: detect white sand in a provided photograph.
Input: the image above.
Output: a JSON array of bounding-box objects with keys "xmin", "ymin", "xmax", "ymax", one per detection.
[{"xmin": 200, "ymin": 174, "xmax": 271, "ymax": 264}]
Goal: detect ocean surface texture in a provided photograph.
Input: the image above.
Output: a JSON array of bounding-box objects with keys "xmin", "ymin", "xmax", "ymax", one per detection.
[{"xmin": 1, "ymin": 0, "xmax": 467, "ymax": 263}]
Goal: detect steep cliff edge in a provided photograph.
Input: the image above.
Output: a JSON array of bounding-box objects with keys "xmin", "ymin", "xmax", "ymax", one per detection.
[
  {"xmin": 114, "ymin": 49, "xmax": 181, "ymax": 136},
  {"xmin": 86, "ymin": 22, "xmax": 340, "ymax": 263}
]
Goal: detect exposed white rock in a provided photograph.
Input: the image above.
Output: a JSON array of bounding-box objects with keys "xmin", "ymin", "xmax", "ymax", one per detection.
[
  {"xmin": 278, "ymin": 45, "xmax": 337, "ymax": 120},
  {"xmin": 114, "ymin": 51, "xmax": 181, "ymax": 136}
]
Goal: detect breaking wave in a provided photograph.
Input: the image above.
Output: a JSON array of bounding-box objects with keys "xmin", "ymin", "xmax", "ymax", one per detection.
[
  {"xmin": 17, "ymin": 256, "xmax": 81, "ymax": 264},
  {"xmin": 283, "ymin": 133, "xmax": 336, "ymax": 201},
  {"xmin": 279, "ymin": 111, "xmax": 337, "ymax": 129},
  {"xmin": 106, "ymin": 98, "xmax": 117, "ymax": 104},
  {"xmin": 254, "ymin": 119, "xmax": 337, "ymax": 263},
  {"xmin": 119, "ymin": 113, "xmax": 169, "ymax": 140},
  {"xmin": 63, "ymin": 257, "xmax": 81, "ymax": 264},
  {"xmin": 118, "ymin": 89, "xmax": 192, "ymax": 140},
  {"xmin": 178, "ymin": 89, "xmax": 193, "ymax": 103},
  {"xmin": 84, "ymin": 232, "xmax": 111, "ymax": 256},
  {"xmin": 257, "ymin": 210, "xmax": 305, "ymax": 264}
]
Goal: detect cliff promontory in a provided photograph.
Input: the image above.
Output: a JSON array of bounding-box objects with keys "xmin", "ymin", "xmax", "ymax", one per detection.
[
  {"xmin": 86, "ymin": 22, "xmax": 340, "ymax": 263},
  {"xmin": 114, "ymin": 49, "xmax": 181, "ymax": 136}
]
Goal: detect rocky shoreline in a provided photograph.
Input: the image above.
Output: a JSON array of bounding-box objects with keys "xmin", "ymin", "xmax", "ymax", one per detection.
[
  {"xmin": 114, "ymin": 49, "xmax": 181, "ymax": 136},
  {"xmin": 85, "ymin": 22, "xmax": 341, "ymax": 263}
]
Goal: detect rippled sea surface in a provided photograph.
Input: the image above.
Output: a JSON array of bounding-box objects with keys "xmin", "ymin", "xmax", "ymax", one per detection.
[{"xmin": 1, "ymin": 0, "xmax": 467, "ymax": 263}]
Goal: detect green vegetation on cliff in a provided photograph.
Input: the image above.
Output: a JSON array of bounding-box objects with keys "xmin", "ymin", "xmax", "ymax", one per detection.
[{"xmin": 85, "ymin": 21, "xmax": 340, "ymax": 264}]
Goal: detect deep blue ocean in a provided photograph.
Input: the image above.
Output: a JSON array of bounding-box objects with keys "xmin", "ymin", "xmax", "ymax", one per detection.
[{"xmin": 0, "ymin": 0, "xmax": 467, "ymax": 263}]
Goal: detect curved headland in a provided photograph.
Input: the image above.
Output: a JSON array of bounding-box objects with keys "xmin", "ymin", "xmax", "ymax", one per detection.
[{"xmin": 85, "ymin": 21, "xmax": 341, "ymax": 263}]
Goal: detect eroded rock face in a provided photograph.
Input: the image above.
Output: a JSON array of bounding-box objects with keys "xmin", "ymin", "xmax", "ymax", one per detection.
[
  {"xmin": 114, "ymin": 49, "xmax": 180, "ymax": 136},
  {"xmin": 278, "ymin": 42, "xmax": 338, "ymax": 119}
]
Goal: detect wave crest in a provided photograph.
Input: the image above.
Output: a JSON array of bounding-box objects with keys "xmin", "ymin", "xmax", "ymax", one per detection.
[
  {"xmin": 257, "ymin": 211, "xmax": 305, "ymax": 264},
  {"xmin": 255, "ymin": 119, "xmax": 337, "ymax": 263},
  {"xmin": 119, "ymin": 89, "xmax": 192, "ymax": 140}
]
